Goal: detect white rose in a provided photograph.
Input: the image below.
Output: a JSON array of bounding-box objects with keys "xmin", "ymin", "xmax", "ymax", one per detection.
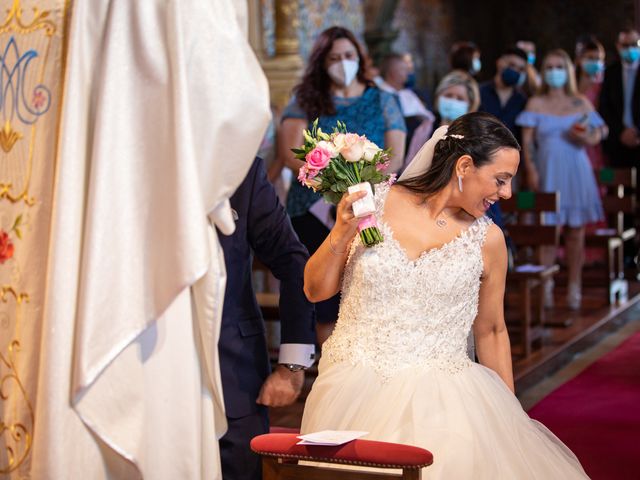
[
  {"xmin": 336, "ymin": 133, "xmax": 366, "ymax": 162},
  {"xmin": 316, "ymin": 140, "xmax": 339, "ymax": 158},
  {"xmin": 362, "ymin": 140, "xmax": 382, "ymax": 161},
  {"xmin": 332, "ymin": 133, "xmax": 347, "ymax": 151}
]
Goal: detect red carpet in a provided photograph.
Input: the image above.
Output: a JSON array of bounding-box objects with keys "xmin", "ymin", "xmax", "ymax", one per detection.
[{"xmin": 528, "ymin": 331, "xmax": 640, "ymax": 479}]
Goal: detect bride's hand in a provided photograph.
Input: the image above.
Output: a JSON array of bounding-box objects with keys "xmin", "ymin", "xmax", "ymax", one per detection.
[{"xmin": 331, "ymin": 190, "xmax": 367, "ymax": 249}]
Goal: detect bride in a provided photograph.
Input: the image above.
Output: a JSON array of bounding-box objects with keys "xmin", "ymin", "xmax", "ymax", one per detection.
[{"xmin": 301, "ymin": 112, "xmax": 588, "ymax": 479}]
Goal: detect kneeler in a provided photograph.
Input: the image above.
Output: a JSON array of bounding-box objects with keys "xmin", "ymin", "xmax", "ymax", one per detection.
[{"xmin": 251, "ymin": 432, "xmax": 433, "ymax": 480}]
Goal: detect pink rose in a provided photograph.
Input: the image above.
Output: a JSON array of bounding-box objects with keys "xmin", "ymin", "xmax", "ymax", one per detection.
[
  {"xmin": 305, "ymin": 146, "xmax": 332, "ymax": 170},
  {"xmin": 297, "ymin": 164, "xmax": 309, "ymax": 184}
]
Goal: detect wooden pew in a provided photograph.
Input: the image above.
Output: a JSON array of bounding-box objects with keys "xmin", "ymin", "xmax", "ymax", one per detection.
[
  {"xmin": 585, "ymin": 167, "xmax": 637, "ymax": 304},
  {"xmin": 500, "ymin": 192, "xmax": 561, "ymax": 357}
]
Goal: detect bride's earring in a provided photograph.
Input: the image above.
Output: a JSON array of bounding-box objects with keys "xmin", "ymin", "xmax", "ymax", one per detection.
[{"xmin": 458, "ymin": 175, "xmax": 463, "ymax": 192}]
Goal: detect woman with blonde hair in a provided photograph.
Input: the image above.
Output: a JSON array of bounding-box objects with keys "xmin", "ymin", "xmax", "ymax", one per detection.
[
  {"xmin": 406, "ymin": 70, "xmax": 480, "ymax": 162},
  {"xmin": 516, "ymin": 49, "xmax": 606, "ymax": 309}
]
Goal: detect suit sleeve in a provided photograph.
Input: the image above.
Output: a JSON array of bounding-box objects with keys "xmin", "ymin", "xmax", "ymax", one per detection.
[
  {"xmin": 246, "ymin": 158, "xmax": 316, "ymax": 346},
  {"xmin": 599, "ymin": 65, "xmax": 622, "ymax": 141}
]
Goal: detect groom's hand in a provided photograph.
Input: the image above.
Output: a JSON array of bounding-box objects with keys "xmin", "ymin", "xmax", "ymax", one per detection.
[{"xmin": 256, "ymin": 365, "xmax": 305, "ymax": 407}]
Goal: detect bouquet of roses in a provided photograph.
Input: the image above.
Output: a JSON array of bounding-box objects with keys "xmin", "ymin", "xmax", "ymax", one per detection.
[{"xmin": 294, "ymin": 119, "xmax": 393, "ymax": 247}]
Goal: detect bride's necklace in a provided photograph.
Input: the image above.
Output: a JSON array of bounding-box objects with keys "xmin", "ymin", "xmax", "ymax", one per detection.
[
  {"xmin": 414, "ymin": 195, "xmax": 460, "ymax": 228},
  {"xmin": 435, "ymin": 209, "xmax": 459, "ymax": 228}
]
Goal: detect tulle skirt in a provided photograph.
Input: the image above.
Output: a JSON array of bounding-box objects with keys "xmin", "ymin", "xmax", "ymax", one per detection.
[{"xmin": 301, "ymin": 357, "xmax": 589, "ymax": 479}]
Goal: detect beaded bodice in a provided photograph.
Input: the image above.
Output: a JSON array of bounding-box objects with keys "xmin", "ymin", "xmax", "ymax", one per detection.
[{"xmin": 322, "ymin": 184, "xmax": 492, "ymax": 380}]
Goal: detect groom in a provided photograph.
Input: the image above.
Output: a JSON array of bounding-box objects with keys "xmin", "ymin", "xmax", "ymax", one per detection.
[{"xmin": 217, "ymin": 157, "xmax": 316, "ymax": 480}]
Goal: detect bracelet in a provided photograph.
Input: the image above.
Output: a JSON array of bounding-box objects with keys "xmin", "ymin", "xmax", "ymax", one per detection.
[{"xmin": 329, "ymin": 231, "xmax": 347, "ymax": 255}]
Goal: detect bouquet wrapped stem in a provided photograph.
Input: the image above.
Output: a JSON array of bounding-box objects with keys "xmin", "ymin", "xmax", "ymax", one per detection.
[
  {"xmin": 358, "ymin": 215, "xmax": 384, "ymax": 246},
  {"xmin": 294, "ymin": 120, "xmax": 393, "ymax": 247}
]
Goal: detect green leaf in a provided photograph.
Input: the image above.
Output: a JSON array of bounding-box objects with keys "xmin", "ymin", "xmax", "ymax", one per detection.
[
  {"xmin": 14, "ymin": 228, "xmax": 22, "ymax": 240},
  {"xmin": 323, "ymin": 191, "xmax": 342, "ymax": 205},
  {"xmin": 361, "ymin": 165, "xmax": 376, "ymax": 180},
  {"xmin": 11, "ymin": 214, "xmax": 23, "ymax": 231}
]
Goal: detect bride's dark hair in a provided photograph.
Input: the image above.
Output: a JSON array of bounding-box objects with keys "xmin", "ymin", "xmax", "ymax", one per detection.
[{"xmin": 398, "ymin": 112, "xmax": 520, "ymax": 196}]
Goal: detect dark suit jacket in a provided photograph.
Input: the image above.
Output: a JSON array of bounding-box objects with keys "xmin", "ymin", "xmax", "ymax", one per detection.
[
  {"xmin": 599, "ymin": 61, "xmax": 640, "ymax": 164},
  {"xmin": 217, "ymin": 157, "xmax": 315, "ymax": 419}
]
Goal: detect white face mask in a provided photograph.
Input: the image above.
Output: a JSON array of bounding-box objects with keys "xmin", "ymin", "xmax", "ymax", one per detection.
[{"xmin": 327, "ymin": 59, "xmax": 359, "ymax": 87}]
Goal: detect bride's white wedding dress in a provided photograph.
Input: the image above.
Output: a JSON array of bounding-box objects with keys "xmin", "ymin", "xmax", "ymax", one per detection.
[{"xmin": 301, "ymin": 184, "xmax": 588, "ymax": 479}]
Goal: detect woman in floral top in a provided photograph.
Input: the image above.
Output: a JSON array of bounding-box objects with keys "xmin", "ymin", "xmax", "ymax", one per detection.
[{"xmin": 275, "ymin": 26, "xmax": 406, "ymax": 344}]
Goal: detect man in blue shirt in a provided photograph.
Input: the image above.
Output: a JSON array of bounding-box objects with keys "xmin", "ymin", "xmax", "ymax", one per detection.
[
  {"xmin": 479, "ymin": 46, "xmax": 529, "ymax": 141},
  {"xmin": 479, "ymin": 46, "xmax": 529, "ymax": 254}
]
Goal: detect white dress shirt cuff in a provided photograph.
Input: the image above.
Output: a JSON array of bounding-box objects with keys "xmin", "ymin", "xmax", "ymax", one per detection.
[{"xmin": 278, "ymin": 343, "xmax": 316, "ymax": 368}]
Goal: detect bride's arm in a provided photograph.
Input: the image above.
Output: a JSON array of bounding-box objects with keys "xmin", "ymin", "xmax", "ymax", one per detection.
[
  {"xmin": 303, "ymin": 191, "xmax": 366, "ymax": 302},
  {"xmin": 473, "ymin": 224, "xmax": 515, "ymax": 393}
]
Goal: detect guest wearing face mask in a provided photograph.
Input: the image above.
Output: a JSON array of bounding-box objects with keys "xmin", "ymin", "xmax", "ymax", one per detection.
[
  {"xmin": 479, "ymin": 46, "xmax": 529, "ymax": 143},
  {"xmin": 599, "ymin": 27, "xmax": 640, "ymax": 167},
  {"xmin": 517, "ymin": 40, "xmax": 543, "ymax": 98},
  {"xmin": 434, "ymin": 71, "xmax": 480, "ymax": 125},
  {"xmin": 379, "ymin": 53, "xmax": 435, "ymax": 169},
  {"xmin": 449, "ymin": 41, "xmax": 482, "ymax": 78},
  {"xmin": 575, "ymin": 34, "xmax": 609, "ymax": 169},
  {"xmin": 517, "ymin": 49, "xmax": 606, "ymax": 310},
  {"xmin": 403, "ymin": 69, "xmax": 480, "ymax": 173},
  {"xmin": 406, "ymin": 70, "xmax": 479, "ymax": 163},
  {"xmin": 278, "ymin": 26, "xmax": 406, "ymax": 345}
]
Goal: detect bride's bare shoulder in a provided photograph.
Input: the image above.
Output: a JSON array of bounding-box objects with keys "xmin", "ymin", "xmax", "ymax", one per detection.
[
  {"xmin": 481, "ymin": 222, "xmax": 508, "ymax": 267},
  {"xmin": 388, "ymin": 183, "xmax": 416, "ymax": 199}
]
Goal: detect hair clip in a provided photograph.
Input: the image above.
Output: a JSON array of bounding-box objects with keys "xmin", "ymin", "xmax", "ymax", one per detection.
[{"xmin": 445, "ymin": 134, "xmax": 465, "ymax": 139}]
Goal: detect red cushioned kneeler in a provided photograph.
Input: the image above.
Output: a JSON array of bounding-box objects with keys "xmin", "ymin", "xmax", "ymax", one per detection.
[{"xmin": 251, "ymin": 433, "xmax": 433, "ymax": 480}]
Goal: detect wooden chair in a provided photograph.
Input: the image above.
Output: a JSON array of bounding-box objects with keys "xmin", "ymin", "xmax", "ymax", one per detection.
[
  {"xmin": 500, "ymin": 191, "xmax": 561, "ymax": 357},
  {"xmin": 251, "ymin": 433, "xmax": 433, "ymax": 480},
  {"xmin": 585, "ymin": 167, "xmax": 637, "ymax": 304}
]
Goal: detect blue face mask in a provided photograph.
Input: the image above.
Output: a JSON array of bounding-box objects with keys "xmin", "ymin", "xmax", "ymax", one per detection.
[
  {"xmin": 501, "ymin": 67, "xmax": 525, "ymax": 87},
  {"xmin": 438, "ymin": 96, "xmax": 469, "ymax": 121},
  {"xmin": 582, "ymin": 59, "xmax": 604, "ymax": 77},
  {"xmin": 621, "ymin": 46, "xmax": 640, "ymax": 64},
  {"xmin": 404, "ymin": 72, "xmax": 416, "ymax": 89},
  {"xmin": 545, "ymin": 68, "xmax": 568, "ymax": 88},
  {"xmin": 527, "ymin": 52, "xmax": 536, "ymax": 65},
  {"xmin": 471, "ymin": 57, "xmax": 482, "ymax": 74}
]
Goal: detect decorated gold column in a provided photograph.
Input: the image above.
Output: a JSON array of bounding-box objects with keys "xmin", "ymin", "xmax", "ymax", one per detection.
[{"xmin": 260, "ymin": 0, "xmax": 304, "ymax": 109}]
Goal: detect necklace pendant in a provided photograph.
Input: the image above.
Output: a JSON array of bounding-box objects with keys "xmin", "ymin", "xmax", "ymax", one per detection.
[{"xmin": 436, "ymin": 218, "xmax": 447, "ymax": 228}]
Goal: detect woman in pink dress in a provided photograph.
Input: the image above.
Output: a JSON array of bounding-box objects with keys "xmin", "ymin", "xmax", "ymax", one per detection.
[{"xmin": 575, "ymin": 35, "xmax": 609, "ymax": 169}]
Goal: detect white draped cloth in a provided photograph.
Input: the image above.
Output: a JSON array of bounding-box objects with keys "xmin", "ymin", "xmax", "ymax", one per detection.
[{"xmin": 30, "ymin": 0, "xmax": 270, "ymax": 478}]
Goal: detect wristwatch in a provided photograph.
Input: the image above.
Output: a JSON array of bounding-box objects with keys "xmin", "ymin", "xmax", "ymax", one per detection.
[{"xmin": 280, "ymin": 363, "xmax": 307, "ymax": 372}]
